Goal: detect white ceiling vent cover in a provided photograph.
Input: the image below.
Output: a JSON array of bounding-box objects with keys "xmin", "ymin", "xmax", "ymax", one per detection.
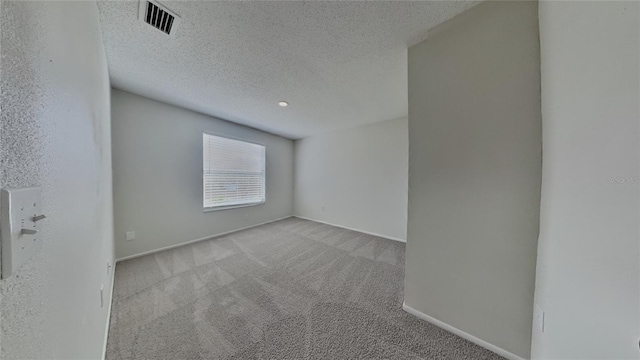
[{"xmin": 138, "ymin": 0, "xmax": 180, "ymax": 36}]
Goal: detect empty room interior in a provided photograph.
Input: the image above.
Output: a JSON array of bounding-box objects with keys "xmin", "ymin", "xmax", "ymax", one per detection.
[{"xmin": 1, "ymin": 0, "xmax": 638, "ymax": 359}]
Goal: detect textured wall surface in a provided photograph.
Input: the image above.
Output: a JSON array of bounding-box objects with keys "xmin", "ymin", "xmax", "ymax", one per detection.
[
  {"xmin": 0, "ymin": 1, "xmax": 114, "ymax": 358},
  {"xmin": 532, "ymin": 2, "xmax": 640, "ymax": 359},
  {"xmin": 405, "ymin": 1, "xmax": 541, "ymax": 359},
  {"xmin": 294, "ymin": 117, "xmax": 408, "ymax": 241},
  {"xmin": 111, "ymin": 89, "xmax": 294, "ymax": 260}
]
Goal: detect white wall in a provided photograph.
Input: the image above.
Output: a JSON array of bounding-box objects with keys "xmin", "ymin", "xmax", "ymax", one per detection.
[
  {"xmin": 0, "ymin": 1, "xmax": 114, "ymax": 358},
  {"xmin": 532, "ymin": 2, "xmax": 639, "ymax": 359},
  {"xmin": 294, "ymin": 117, "xmax": 408, "ymax": 241},
  {"xmin": 404, "ymin": 2, "xmax": 541, "ymax": 359},
  {"xmin": 111, "ymin": 89, "xmax": 294, "ymax": 260}
]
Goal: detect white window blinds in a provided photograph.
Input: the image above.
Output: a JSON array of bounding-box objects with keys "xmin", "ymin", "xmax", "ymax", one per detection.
[{"xmin": 203, "ymin": 133, "xmax": 266, "ymax": 209}]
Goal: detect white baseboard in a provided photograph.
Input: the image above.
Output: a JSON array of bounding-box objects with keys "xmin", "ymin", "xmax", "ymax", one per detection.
[
  {"xmin": 293, "ymin": 215, "xmax": 406, "ymax": 243},
  {"xmin": 101, "ymin": 261, "xmax": 116, "ymax": 360},
  {"xmin": 402, "ymin": 303, "xmax": 527, "ymax": 360},
  {"xmin": 115, "ymin": 215, "xmax": 294, "ymax": 262}
]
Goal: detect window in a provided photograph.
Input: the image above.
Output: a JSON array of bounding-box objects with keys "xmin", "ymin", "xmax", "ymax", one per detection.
[{"xmin": 203, "ymin": 133, "xmax": 266, "ymax": 210}]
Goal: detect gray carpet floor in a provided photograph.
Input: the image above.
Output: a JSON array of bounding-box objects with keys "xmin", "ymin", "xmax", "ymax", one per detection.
[{"xmin": 107, "ymin": 217, "xmax": 505, "ymax": 360}]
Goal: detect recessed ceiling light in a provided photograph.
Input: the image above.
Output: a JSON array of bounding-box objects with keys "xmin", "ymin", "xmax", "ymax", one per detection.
[{"xmin": 278, "ymin": 101, "xmax": 289, "ymax": 107}]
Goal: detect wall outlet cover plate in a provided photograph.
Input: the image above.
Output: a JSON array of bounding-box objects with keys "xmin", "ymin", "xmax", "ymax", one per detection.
[
  {"xmin": 534, "ymin": 304, "xmax": 545, "ymax": 333},
  {"xmin": 1, "ymin": 187, "xmax": 44, "ymax": 279},
  {"xmin": 125, "ymin": 231, "xmax": 135, "ymax": 241}
]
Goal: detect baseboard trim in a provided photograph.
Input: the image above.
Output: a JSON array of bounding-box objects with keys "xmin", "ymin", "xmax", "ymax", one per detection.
[
  {"xmin": 115, "ymin": 215, "xmax": 294, "ymax": 262},
  {"xmin": 293, "ymin": 215, "xmax": 406, "ymax": 243},
  {"xmin": 402, "ymin": 303, "xmax": 527, "ymax": 360},
  {"xmin": 101, "ymin": 261, "xmax": 116, "ymax": 360}
]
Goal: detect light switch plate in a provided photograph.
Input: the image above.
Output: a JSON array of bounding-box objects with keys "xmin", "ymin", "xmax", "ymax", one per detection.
[{"xmin": 1, "ymin": 187, "xmax": 44, "ymax": 279}]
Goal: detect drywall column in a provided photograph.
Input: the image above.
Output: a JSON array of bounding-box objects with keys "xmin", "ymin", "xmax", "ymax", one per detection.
[
  {"xmin": 0, "ymin": 1, "xmax": 115, "ymax": 358},
  {"xmin": 532, "ymin": 2, "xmax": 640, "ymax": 359},
  {"xmin": 294, "ymin": 117, "xmax": 408, "ymax": 241},
  {"xmin": 404, "ymin": 1, "xmax": 541, "ymax": 359}
]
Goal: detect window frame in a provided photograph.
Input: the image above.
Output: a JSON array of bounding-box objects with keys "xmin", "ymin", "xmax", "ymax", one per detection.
[{"xmin": 202, "ymin": 132, "xmax": 266, "ymax": 212}]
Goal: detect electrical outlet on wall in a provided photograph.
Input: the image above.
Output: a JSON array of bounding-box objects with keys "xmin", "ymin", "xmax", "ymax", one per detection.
[
  {"xmin": 534, "ymin": 304, "xmax": 545, "ymax": 333},
  {"xmin": 0, "ymin": 187, "xmax": 46, "ymax": 279},
  {"xmin": 125, "ymin": 231, "xmax": 135, "ymax": 241}
]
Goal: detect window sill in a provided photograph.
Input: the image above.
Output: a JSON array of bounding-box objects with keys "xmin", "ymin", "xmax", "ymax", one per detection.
[{"xmin": 203, "ymin": 201, "xmax": 265, "ymax": 213}]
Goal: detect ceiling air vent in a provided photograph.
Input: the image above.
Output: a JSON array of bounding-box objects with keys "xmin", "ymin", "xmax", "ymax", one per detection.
[{"xmin": 138, "ymin": 0, "xmax": 180, "ymax": 36}]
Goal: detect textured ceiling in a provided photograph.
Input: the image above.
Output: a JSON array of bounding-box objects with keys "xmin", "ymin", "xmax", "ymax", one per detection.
[{"xmin": 97, "ymin": 0, "xmax": 478, "ymax": 139}]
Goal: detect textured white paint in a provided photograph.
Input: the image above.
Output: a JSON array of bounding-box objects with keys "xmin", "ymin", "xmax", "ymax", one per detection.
[
  {"xmin": 294, "ymin": 117, "xmax": 408, "ymax": 241},
  {"xmin": 532, "ymin": 2, "xmax": 640, "ymax": 359},
  {"xmin": 111, "ymin": 89, "xmax": 294, "ymax": 260},
  {"xmin": 0, "ymin": 1, "xmax": 114, "ymax": 358},
  {"xmin": 405, "ymin": 2, "xmax": 541, "ymax": 359},
  {"xmin": 96, "ymin": 0, "xmax": 478, "ymax": 139}
]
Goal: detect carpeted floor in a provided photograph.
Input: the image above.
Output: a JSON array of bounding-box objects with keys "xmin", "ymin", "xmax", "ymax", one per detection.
[{"xmin": 107, "ymin": 217, "xmax": 505, "ymax": 359}]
